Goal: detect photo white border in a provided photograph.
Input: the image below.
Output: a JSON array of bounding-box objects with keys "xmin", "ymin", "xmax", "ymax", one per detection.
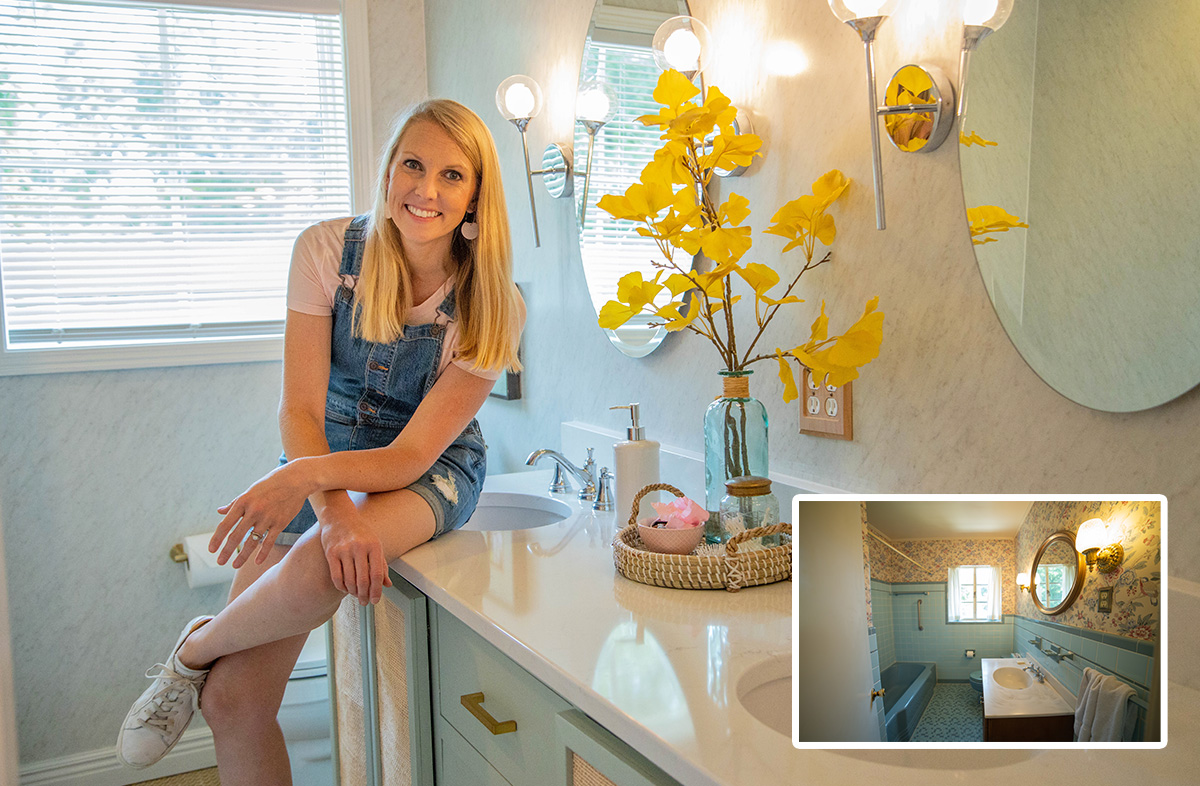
[{"xmin": 790, "ymin": 493, "xmax": 1168, "ymax": 750}]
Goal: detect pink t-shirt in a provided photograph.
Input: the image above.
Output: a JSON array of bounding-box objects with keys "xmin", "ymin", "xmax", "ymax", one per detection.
[{"xmin": 287, "ymin": 217, "xmax": 521, "ymax": 381}]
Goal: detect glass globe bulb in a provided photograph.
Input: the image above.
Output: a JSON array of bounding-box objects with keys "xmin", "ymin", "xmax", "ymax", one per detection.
[
  {"xmin": 495, "ymin": 75, "xmax": 543, "ymax": 121},
  {"xmin": 962, "ymin": 0, "xmax": 1013, "ymax": 30},
  {"xmin": 652, "ymin": 16, "xmax": 712, "ymax": 75},
  {"xmin": 1017, "ymin": 572, "xmax": 1030, "ymax": 588},
  {"xmin": 576, "ymin": 80, "xmax": 618, "ymax": 125},
  {"xmin": 828, "ymin": 0, "xmax": 899, "ymax": 24},
  {"xmin": 1074, "ymin": 517, "xmax": 1109, "ymax": 553}
]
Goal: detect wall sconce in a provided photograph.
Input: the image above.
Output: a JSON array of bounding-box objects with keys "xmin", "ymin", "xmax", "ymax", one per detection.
[
  {"xmin": 574, "ymin": 79, "xmax": 617, "ymax": 227},
  {"xmin": 495, "ymin": 74, "xmax": 573, "ymax": 248},
  {"xmin": 1074, "ymin": 517, "xmax": 1125, "ymax": 574},
  {"xmin": 828, "ymin": 0, "xmax": 1011, "ymax": 230},
  {"xmin": 651, "ymin": 15, "xmax": 712, "ymax": 80},
  {"xmin": 1016, "ymin": 572, "xmax": 1030, "ymax": 593},
  {"xmin": 959, "ymin": 0, "xmax": 1014, "ymax": 116}
]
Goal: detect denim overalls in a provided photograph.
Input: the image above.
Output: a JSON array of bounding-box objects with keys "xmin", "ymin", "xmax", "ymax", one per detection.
[{"xmin": 276, "ymin": 215, "xmax": 487, "ymax": 545}]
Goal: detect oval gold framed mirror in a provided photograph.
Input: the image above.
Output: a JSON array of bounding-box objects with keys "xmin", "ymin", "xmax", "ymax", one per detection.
[{"xmin": 1029, "ymin": 531, "xmax": 1086, "ymax": 616}]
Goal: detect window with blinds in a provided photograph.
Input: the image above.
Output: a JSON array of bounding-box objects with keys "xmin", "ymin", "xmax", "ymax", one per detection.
[
  {"xmin": 0, "ymin": 0, "xmax": 351, "ymax": 370},
  {"xmin": 575, "ymin": 40, "xmax": 673, "ymax": 317}
]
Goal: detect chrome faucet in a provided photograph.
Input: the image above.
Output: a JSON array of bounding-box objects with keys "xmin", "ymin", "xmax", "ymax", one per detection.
[
  {"xmin": 1023, "ymin": 663, "xmax": 1045, "ymax": 683},
  {"xmin": 525, "ymin": 447, "xmax": 597, "ymax": 501}
]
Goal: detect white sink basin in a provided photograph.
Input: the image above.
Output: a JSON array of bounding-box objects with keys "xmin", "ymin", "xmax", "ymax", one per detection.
[
  {"xmin": 736, "ymin": 655, "xmax": 790, "ymax": 737},
  {"xmin": 992, "ymin": 666, "xmax": 1033, "ymax": 690},
  {"xmin": 459, "ymin": 491, "xmax": 573, "ymax": 531}
]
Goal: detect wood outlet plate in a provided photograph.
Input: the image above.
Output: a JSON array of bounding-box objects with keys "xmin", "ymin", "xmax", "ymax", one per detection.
[{"xmin": 799, "ymin": 370, "xmax": 852, "ymax": 440}]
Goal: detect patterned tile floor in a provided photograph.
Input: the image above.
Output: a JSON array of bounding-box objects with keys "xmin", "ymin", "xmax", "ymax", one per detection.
[{"xmin": 910, "ymin": 683, "xmax": 984, "ymax": 742}]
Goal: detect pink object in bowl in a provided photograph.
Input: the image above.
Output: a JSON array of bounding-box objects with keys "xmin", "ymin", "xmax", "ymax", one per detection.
[{"xmin": 637, "ymin": 519, "xmax": 705, "ymax": 555}]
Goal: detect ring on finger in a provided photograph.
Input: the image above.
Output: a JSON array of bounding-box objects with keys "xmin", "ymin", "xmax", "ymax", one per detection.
[{"xmin": 248, "ymin": 530, "xmax": 265, "ymax": 542}]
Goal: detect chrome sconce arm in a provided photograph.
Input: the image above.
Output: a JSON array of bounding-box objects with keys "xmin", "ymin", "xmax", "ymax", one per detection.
[
  {"xmin": 496, "ymin": 75, "xmax": 574, "ymax": 248},
  {"xmin": 829, "ymin": 0, "xmax": 1013, "ymax": 230},
  {"xmin": 574, "ymin": 79, "xmax": 617, "ymax": 228}
]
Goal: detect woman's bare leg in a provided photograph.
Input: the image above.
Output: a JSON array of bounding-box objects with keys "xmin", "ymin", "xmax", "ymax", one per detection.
[
  {"xmin": 177, "ymin": 490, "xmax": 435, "ymax": 675},
  {"xmin": 201, "ymin": 542, "xmax": 307, "ymax": 786}
]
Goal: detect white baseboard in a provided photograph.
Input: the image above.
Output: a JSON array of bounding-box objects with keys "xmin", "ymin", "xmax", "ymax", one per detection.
[{"xmin": 19, "ymin": 727, "xmax": 217, "ymax": 786}]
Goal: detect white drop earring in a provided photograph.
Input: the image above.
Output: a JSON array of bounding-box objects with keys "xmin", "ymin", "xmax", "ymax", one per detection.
[{"xmin": 460, "ymin": 211, "xmax": 479, "ymax": 241}]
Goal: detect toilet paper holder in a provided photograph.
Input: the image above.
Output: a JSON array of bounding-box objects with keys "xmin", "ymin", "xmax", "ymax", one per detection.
[{"xmin": 170, "ymin": 543, "xmax": 188, "ymax": 564}]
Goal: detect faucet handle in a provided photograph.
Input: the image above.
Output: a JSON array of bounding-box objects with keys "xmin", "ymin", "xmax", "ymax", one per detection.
[
  {"xmin": 547, "ymin": 462, "xmax": 571, "ymax": 494},
  {"xmin": 577, "ymin": 447, "xmax": 597, "ymax": 501},
  {"xmin": 593, "ymin": 467, "xmax": 614, "ymax": 512}
]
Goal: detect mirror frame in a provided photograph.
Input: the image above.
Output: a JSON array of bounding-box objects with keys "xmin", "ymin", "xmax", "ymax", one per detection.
[{"xmin": 1029, "ymin": 531, "xmax": 1086, "ymax": 616}]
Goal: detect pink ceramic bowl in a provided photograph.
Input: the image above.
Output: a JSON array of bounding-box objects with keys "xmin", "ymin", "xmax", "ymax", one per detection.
[{"xmin": 637, "ymin": 519, "xmax": 705, "ymax": 555}]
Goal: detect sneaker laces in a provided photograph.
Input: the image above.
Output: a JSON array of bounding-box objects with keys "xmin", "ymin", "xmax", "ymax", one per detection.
[{"xmin": 136, "ymin": 663, "xmax": 201, "ymax": 736}]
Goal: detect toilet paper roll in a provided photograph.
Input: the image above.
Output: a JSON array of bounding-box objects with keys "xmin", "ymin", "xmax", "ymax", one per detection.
[{"xmin": 182, "ymin": 533, "xmax": 236, "ymax": 589}]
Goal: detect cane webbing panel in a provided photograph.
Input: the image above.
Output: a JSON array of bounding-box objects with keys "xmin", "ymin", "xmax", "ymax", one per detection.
[
  {"xmin": 572, "ymin": 752, "xmax": 619, "ymax": 786},
  {"xmin": 374, "ymin": 593, "xmax": 413, "ymax": 786},
  {"xmin": 332, "ymin": 597, "xmax": 368, "ymax": 786}
]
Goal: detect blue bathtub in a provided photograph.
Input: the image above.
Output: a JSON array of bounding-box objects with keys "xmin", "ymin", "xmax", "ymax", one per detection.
[{"xmin": 880, "ymin": 661, "xmax": 936, "ymax": 742}]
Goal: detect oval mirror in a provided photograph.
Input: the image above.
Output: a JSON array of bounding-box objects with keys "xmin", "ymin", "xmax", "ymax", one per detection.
[
  {"xmin": 574, "ymin": 0, "xmax": 693, "ymax": 358},
  {"xmin": 1029, "ymin": 531, "xmax": 1085, "ymax": 616},
  {"xmin": 958, "ymin": 0, "xmax": 1200, "ymax": 411}
]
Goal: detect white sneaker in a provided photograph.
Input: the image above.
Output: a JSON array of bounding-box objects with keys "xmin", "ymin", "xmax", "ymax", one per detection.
[{"xmin": 116, "ymin": 615, "xmax": 214, "ymax": 768}]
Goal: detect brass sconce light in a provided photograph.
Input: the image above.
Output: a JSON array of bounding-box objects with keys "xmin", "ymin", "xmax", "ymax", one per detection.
[
  {"xmin": 1074, "ymin": 517, "xmax": 1125, "ymax": 574},
  {"xmin": 495, "ymin": 75, "xmax": 574, "ymax": 248},
  {"xmin": 1016, "ymin": 572, "xmax": 1030, "ymax": 593},
  {"xmin": 828, "ymin": 0, "xmax": 1012, "ymax": 229}
]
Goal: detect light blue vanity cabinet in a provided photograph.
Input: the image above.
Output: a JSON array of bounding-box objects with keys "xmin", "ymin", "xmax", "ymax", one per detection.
[{"xmin": 333, "ymin": 572, "xmax": 684, "ymax": 786}]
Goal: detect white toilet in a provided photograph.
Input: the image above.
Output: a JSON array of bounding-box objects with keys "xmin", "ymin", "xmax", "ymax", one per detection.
[{"xmin": 279, "ymin": 625, "xmax": 333, "ymax": 786}]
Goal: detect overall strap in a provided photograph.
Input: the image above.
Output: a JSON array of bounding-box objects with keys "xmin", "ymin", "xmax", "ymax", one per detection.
[{"xmin": 339, "ymin": 214, "xmax": 371, "ymax": 277}]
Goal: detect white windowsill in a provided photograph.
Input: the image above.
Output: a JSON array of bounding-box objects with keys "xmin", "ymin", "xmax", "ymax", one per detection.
[{"xmin": 0, "ymin": 336, "xmax": 283, "ymax": 377}]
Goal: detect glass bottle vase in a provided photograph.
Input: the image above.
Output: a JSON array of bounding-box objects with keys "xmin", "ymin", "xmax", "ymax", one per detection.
[{"xmin": 703, "ymin": 370, "xmax": 768, "ymax": 543}]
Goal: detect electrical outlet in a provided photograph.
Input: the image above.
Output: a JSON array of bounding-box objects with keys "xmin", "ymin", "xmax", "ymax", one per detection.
[{"xmin": 798, "ymin": 369, "xmax": 852, "ymax": 440}]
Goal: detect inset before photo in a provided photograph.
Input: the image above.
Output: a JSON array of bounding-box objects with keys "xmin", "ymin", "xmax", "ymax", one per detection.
[{"xmin": 792, "ymin": 496, "xmax": 1163, "ymax": 747}]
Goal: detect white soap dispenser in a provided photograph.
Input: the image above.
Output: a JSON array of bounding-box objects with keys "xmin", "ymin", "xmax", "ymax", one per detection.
[{"xmin": 609, "ymin": 403, "xmax": 660, "ymax": 524}]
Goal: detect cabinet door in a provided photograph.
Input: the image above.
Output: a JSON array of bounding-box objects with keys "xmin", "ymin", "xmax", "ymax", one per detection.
[
  {"xmin": 330, "ymin": 596, "xmax": 370, "ymax": 786},
  {"xmin": 374, "ymin": 576, "xmax": 435, "ymax": 786},
  {"xmin": 554, "ymin": 710, "xmax": 682, "ymax": 786},
  {"xmin": 438, "ymin": 720, "xmax": 514, "ymax": 786}
]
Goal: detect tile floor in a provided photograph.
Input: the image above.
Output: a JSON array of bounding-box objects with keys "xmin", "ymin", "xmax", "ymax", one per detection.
[{"xmin": 910, "ymin": 683, "xmax": 984, "ymax": 742}]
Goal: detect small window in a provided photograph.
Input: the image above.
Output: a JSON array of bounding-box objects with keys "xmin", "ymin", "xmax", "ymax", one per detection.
[
  {"xmin": 1035, "ymin": 561, "xmax": 1070, "ymax": 608},
  {"xmin": 948, "ymin": 564, "xmax": 1001, "ymax": 622},
  {"xmin": 0, "ymin": 0, "xmax": 355, "ymax": 375}
]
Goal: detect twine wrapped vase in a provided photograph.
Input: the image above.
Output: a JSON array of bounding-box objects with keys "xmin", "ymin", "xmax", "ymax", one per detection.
[{"xmin": 703, "ymin": 370, "xmax": 768, "ymax": 543}]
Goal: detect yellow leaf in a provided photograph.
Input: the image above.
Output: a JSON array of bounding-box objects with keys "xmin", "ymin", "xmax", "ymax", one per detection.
[
  {"xmin": 828, "ymin": 310, "xmax": 884, "ymax": 368},
  {"xmin": 775, "ymin": 351, "xmax": 798, "ymax": 404},
  {"xmin": 700, "ymin": 224, "xmax": 752, "ymax": 266},
  {"xmin": 598, "ymin": 301, "xmax": 635, "ymax": 329},
  {"xmin": 652, "ymin": 69, "xmax": 701, "ymax": 110},
  {"xmin": 811, "ymin": 169, "xmax": 850, "ymax": 210},
  {"xmin": 615, "ymin": 270, "xmax": 663, "ymax": 313},
  {"xmin": 718, "ymin": 192, "xmax": 751, "ymax": 226},
  {"xmin": 735, "ymin": 262, "xmax": 779, "ymax": 296},
  {"xmin": 760, "ymin": 294, "xmax": 802, "ymax": 306},
  {"xmin": 663, "ymin": 273, "xmax": 697, "ymax": 297},
  {"xmin": 813, "ymin": 212, "xmax": 837, "ymax": 246},
  {"xmin": 959, "ymin": 130, "xmax": 998, "ymax": 147},
  {"xmin": 655, "ymin": 300, "xmax": 700, "ymax": 331},
  {"xmin": 597, "ymin": 193, "xmax": 642, "ymax": 221},
  {"xmin": 967, "ymin": 205, "xmax": 1029, "ymax": 244},
  {"xmin": 809, "ymin": 301, "xmax": 829, "ymax": 342}
]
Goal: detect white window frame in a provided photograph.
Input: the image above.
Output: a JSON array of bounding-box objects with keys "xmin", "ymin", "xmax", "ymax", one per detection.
[
  {"xmin": 0, "ymin": 0, "xmax": 372, "ymax": 376},
  {"xmin": 949, "ymin": 564, "xmax": 999, "ymax": 623}
]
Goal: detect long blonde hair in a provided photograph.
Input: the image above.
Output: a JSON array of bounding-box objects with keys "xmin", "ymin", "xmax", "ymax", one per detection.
[{"xmin": 356, "ymin": 99, "xmax": 521, "ymax": 373}]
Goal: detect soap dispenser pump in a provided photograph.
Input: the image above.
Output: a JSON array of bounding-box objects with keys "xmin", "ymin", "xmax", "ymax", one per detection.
[{"xmin": 609, "ymin": 403, "xmax": 661, "ymax": 524}]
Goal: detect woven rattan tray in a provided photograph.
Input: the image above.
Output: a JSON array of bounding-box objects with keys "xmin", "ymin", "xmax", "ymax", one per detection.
[{"xmin": 612, "ymin": 483, "xmax": 791, "ymax": 592}]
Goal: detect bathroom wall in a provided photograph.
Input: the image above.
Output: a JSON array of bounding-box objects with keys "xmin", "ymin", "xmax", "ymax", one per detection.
[
  {"xmin": 886, "ymin": 582, "xmax": 1015, "ymax": 682},
  {"xmin": 0, "ymin": 0, "xmax": 428, "ymax": 766},
  {"xmin": 422, "ymin": 0, "xmax": 1200, "ymax": 607},
  {"xmin": 868, "ymin": 536, "xmax": 1017, "ymax": 615},
  {"xmin": 1015, "ymin": 500, "xmax": 1161, "ymax": 641},
  {"xmin": 870, "ymin": 580, "xmax": 895, "ymax": 670}
]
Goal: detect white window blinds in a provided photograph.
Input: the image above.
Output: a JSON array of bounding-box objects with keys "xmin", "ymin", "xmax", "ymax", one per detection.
[{"xmin": 0, "ymin": 0, "xmax": 351, "ymax": 355}]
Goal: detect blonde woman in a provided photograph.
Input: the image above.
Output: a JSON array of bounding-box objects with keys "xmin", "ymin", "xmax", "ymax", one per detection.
[{"xmin": 117, "ymin": 99, "xmax": 524, "ymax": 784}]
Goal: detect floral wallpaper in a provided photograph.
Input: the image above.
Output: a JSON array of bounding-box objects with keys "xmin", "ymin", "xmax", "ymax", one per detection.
[
  {"xmin": 1015, "ymin": 500, "xmax": 1161, "ymax": 642},
  {"xmin": 865, "ymin": 533, "xmax": 1018, "ymax": 616}
]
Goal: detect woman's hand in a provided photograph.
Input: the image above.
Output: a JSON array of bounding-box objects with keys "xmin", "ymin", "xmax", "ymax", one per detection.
[
  {"xmin": 211, "ymin": 461, "xmax": 315, "ymax": 568},
  {"xmin": 319, "ymin": 512, "xmax": 393, "ymax": 605}
]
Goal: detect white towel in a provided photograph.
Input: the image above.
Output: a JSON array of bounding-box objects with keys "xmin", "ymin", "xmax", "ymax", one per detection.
[{"xmin": 1074, "ymin": 667, "xmax": 1136, "ymax": 742}]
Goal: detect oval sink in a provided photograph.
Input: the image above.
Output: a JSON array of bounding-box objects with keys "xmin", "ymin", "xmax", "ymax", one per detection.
[
  {"xmin": 736, "ymin": 655, "xmax": 790, "ymax": 737},
  {"xmin": 993, "ymin": 666, "xmax": 1033, "ymax": 690},
  {"xmin": 460, "ymin": 491, "xmax": 574, "ymax": 531}
]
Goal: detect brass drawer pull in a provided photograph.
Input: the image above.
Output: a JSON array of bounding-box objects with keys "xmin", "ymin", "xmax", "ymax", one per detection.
[{"xmin": 460, "ymin": 692, "xmax": 517, "ymax": 735}]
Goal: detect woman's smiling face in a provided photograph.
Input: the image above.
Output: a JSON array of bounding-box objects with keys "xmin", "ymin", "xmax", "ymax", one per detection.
[{"xmin": 386, "ymin": 120, "xmax": 478, "ymax": 258}]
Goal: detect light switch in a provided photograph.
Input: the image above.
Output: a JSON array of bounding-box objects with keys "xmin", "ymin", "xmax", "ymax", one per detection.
[{"xmin": 799, "ymin": 369, "xmax": 852, "ymax": 440}]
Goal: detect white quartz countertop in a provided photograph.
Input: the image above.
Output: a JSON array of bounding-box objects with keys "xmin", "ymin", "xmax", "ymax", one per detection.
[
  {"xmin": 388, "ymin": 471, "xmax": 1194, "ymax": 785},
  {"xmin": 982, "ymin": 658, "xmax": 1074, "ymax": 719}
]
